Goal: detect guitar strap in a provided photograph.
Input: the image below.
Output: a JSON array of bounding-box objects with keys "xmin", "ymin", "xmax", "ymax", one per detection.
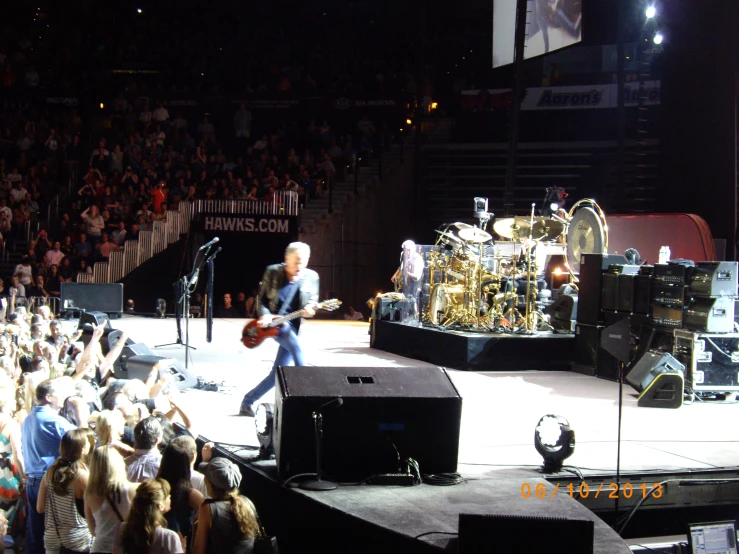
[{"xmin": 277, "ymin": 271, "xmax": 302, "ymax": 317}]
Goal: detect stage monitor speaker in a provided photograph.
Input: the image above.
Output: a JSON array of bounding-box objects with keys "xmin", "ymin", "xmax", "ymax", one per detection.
[
  {"xmin": 117, "ymin": 352, "xmax": 197, "ymax": 391},
  {"xmin": 626, "ymin": 351, "xmax": 685, "ymax": 409},
  {"xmin": 577, "ymin": 254, "xmax": 628, "ymax": 325},
  {"xmin": 113, "ymin": 343, "xmax": 154, "ymax": 378},
  {"xmin": 106, "ymin": 329, "xmax": 135, "ymax": 354},
  {"xmin": 458, "ymin": 513, "xmax": 594, "ymax": 554},
  {"xmin": 61, "ymin": 283, "xmax": 123, "ymax": 318},
  {"xmin": 77, "ymin": 311, "xmax": 112, "ymax": 330},
  {"xmin": 547, "ymin": 293, "xmax": 577, "ymax": 333},
  {"xmin": 274, "ymin": 366, "xmax": 462, "ymax": 480}
]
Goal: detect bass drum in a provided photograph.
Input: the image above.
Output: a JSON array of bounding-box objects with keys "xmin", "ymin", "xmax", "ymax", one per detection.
[{"xmin": 428, "ymin": 284, "xmax": 465, "ymax": 325}]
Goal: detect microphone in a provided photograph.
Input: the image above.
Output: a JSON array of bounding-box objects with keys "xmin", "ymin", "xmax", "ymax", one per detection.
[{"xmin": 199, "ymin": 237, "xmax": 219, "ymax": 251}]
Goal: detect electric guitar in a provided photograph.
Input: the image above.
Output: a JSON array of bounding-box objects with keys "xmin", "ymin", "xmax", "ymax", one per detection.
[{"xmin": 241, "ymin": 299, "xmax": 342, "ymax": 349}]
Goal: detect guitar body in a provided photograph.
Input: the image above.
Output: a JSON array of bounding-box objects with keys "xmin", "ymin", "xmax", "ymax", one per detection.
[
  {"xmin": 241, "ymin": 320, "xmax": 280, "ymax": 349},
  {"xmin": 240, "ymin": 299, "xmax": 342, "ymax": 349}
]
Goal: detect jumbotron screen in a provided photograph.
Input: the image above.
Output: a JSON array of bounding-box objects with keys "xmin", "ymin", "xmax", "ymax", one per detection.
[{"xmin": 493, "ymin": 0, "xmax": 582, "ymax": 68}]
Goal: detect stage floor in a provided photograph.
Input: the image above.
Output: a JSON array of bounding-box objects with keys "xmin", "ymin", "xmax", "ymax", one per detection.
[
  {"xmin": 104, "ymin": 316, "xmax": 738, "ymax": 552},
  {"xmin": 108, "ymin": 315, "xmax": 739, "ymax": 475}
]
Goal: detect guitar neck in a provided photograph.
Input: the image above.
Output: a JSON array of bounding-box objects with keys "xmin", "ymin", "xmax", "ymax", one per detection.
[{"xmin": 271, "ymin": 308, "xmax": 305, "ymax": 327}]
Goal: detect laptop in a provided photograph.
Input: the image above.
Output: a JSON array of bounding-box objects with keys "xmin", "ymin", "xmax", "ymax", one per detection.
[{"xmin": 688, "ymin": 521, "xmax": 737, "ymax": 554}]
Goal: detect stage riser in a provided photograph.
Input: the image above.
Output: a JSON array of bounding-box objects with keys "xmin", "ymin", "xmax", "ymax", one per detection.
[{"xmin": 372, "ymin": 321, "xmax": 575, "ymax": 371}]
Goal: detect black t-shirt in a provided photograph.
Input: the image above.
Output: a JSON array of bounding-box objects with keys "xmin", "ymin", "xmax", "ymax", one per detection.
[{"xmin": 215, "ymin": 305, "xmax": 241, "ymax": 318}]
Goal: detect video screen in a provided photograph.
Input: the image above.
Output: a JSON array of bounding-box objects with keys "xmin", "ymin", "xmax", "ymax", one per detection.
[
  {"xmin": 493, "ymin": 0, "xmax": 583, "ymax": 68},
  {"xmin": 689, "ymin": 521, "xmax": 737, "ymax": 554}
]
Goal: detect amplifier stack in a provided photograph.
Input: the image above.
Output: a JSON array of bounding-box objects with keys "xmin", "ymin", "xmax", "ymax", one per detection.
[{"xmin": 575, "ymin": 255, "xmax": 739, "ymax": 396}]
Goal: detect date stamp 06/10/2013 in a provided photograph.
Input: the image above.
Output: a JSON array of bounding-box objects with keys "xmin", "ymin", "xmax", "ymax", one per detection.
[{"xmin": 521, "ymin": 482, "xmax": 664, "ymax": 500}]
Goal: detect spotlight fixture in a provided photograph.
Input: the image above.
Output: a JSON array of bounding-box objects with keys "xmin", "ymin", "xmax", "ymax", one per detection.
[
  {"xmin": 156, "ymin": 299, "xmax": 166, "ymax": 318},
  {"xmin": 653, "ymin": 32, "xmax": 664, "ymax": 45},
  {"xmin": 645, "ymin": 5, "xmax": 656, "ymax": 18},
  {"xmin": 255, "ymin": 403, "xmax": 275, "ymax": 458},
  {"xmin": 534, "ymin": 415, "xmax": 575, "ymax": 473}
]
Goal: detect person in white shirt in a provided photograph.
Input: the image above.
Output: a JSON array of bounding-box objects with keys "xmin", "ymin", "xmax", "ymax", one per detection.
[
  {"xmin": 152, "ymin": 102, "xmax": 169, "ymax": 123},
  {"xmin": 125, "ymin": 417, "xmax": 162, "ymax": 483},
  {"xmin": 44, "ymin": 242, "xmax": 65, "ymax": 267},
  {"xmin": 343, "ymin": 306, "xmax": 364, "ymax": 321}
]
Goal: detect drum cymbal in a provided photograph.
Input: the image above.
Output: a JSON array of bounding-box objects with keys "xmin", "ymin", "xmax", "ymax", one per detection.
[
  {"xmin": 436, "ymin": 229, "xmax": 461, "ymax": 243},
  {"xmin": 493, "ymin": 217, "xmax": 531, "ymax": 239},
  {"xmin": 531, "ymin": 217, "xmax": 565, "ymax": 241},
  {"xmin": 457, "ymin": 227, "xmax": 493, "ymax": 243}
]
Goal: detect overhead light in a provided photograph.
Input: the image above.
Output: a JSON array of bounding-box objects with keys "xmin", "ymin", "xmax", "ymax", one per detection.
[
  {"xmin": 99, "ymin": 103, "xmax": 104, "ymax": 109},
  {"xmin": 645, "ymin": 5, "xmax": 656, "ymax": 18},
  {"xmin": 156, "ymin": 299, "xmax": 166, "ymax": 318},
  {"xmin": 534, "ymin": 415, "xmax": 575, "ymax": 472},
  {"xmin": 653, "ymin": 32, "xmax": 664, "ymax": 45},
  {"xmin": 406, "ymin": 118, "xmax": 412, "ymax": 125},
  {"xmin": 430, "ymin": 102, "xmax": 438, "ymax": 110},
  {"xmin": 136, "ymin": 8, "xmax": 142, "ymax": 13},
  {"xmin": 255, "ymin": 403, "xmax": 275, "ymax": 458}
]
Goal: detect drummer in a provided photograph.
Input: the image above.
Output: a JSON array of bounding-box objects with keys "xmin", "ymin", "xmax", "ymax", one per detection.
[
  {"xmin": 391, "ymin": 240, "xmax": 425, "ymax": 298},
  {"xmin": 501, "ymin": 237, "xmax": 548, "ymax": 310}
]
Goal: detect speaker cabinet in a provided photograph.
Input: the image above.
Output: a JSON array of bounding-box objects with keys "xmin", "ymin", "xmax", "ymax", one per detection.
[
  {"xmin": 577, "ymin": 254, "xmax": 628, "ymax": 325},
  {"xmin": 573, "ymin": 324, "xmax": 621, "ymax": 381},
  {"xmin": 61, "ymin": 283, "xmax": 124, "ymax": 317},
  {"xmin": 626, "ymin": 351, "xmax": 685, "ymax": 408},
  {"xmin": 112, "ymin": 344, "xmax": 196, "ymax": 391},
  {"xmin": 274, "ymin": 366, "xmax": 462, "ymax": 480}
]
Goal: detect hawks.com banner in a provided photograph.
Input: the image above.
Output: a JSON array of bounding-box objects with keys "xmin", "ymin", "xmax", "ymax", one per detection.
[{"xmin": 200, "ymin": 214, "xmax": 297, "ymax": 235}]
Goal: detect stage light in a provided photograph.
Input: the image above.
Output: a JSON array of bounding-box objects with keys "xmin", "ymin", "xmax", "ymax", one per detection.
[
  {"xmin": 136, "ymin": 8, "xmax": 142, "ymax": 13},
  {"xmin": 534, "ymin": 415, "xmax": 575, "ymax": 473},
  {"xmin": 645, "ymin": 5, "xmax": 656, "ymax": 18},
  {"xmin": 430, "ymin": 102, "xmax": 438, "ymax": 110},
  {"xmin": 255, "ymin": 403, "xmax": 275, "ymax": 458},
  {"xmin": 406, "ymin": 118, "xmax": 413, "ymax": 125},
  {"xmin": 99, "ymin": 103, "xmax": 104, "ymax": 109},
  {"xmin": 653, "ymin": 32, "xmax": 664, "ymax": 44},
  {"xmin": 156, "ymin": 299, "xmax": 166, "ymax": 318}
]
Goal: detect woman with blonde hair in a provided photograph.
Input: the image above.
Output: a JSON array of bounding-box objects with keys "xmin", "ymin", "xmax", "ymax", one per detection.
[
  {"xmin": 95, "ymin": 410, "xmax": 134, "ymax": 457},
  {"xmin": 84, "ymin": 446, "xmax": 139, "ymax": 554},
  {"xmin": 192, "ymin": 457, "xmax": 260, "ymax": 554},
  {"xmin": 37, "ymin": 428, "xmax": 94, "ymax": 553},
  {"xmin": 114, "ymin": 478, "xmax": 183, "ymax": 554}
]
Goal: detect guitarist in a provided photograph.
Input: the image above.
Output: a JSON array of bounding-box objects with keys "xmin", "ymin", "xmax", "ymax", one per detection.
[{"xmin": 239, "ymin": 242, "xmax": 319, "ymax": 417}]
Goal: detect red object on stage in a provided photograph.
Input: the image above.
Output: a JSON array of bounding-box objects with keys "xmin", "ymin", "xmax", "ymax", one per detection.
[{"xmin": 606, "ymin": 213, "xmax": 716, "ymax": 264}]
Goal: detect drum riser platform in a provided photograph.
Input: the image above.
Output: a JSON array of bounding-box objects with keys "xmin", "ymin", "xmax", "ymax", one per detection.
[{"xmin": 372, "ymin": 320, "xmax": 575, "ymax": 371}]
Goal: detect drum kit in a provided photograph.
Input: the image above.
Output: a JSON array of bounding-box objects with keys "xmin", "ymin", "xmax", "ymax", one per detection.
[{"xmin": 424, "ymin": 198, "xmax": 608, "ymax": 333}]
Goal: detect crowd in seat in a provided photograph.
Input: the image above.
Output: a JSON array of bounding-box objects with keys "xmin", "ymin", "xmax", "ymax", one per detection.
[{"xmin": 0, "ymin": 304, "xmax": 263, "ymax": 553}]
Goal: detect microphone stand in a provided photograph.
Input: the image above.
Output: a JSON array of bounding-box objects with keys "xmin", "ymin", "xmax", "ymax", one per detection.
[
  {"xmin": 299, "ymin": 399, "xmax": 343, "ymax": 491},
  {"xmin": 155, "ymin": 277, "xmax": 198, "ymax": 351},
  {"xmin": 157, "ymin": 245, "xmax": 221, "ymax": 370}
]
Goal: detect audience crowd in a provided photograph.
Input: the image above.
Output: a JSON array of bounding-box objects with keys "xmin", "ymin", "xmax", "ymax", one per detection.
[{"xmin": 0, "ymin": 301, "xmax": 262, "ymax": 553}]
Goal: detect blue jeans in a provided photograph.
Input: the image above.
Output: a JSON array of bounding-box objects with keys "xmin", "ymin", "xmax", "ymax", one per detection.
[
  {"xmin": 26, "ymin": 474, "xmax": 44, "ymax": 554},
  {"xmin": 241, "ymin": 323, "xmax": 304, "ymax": 410}
]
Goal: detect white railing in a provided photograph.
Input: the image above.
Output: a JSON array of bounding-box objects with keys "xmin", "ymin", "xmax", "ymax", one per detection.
[{"xmin": 73, "ymin": 192, "xmax": 299, "ymax": 284}]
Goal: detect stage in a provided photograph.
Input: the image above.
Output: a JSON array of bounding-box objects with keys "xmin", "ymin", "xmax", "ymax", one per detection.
[
  {"xmin": 371, "ymin": 319, "xmax": 576, "ymax": 371},
  {"xmin": 101, "ymin": 315, "xmax": 739, "ymax": 553}
]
